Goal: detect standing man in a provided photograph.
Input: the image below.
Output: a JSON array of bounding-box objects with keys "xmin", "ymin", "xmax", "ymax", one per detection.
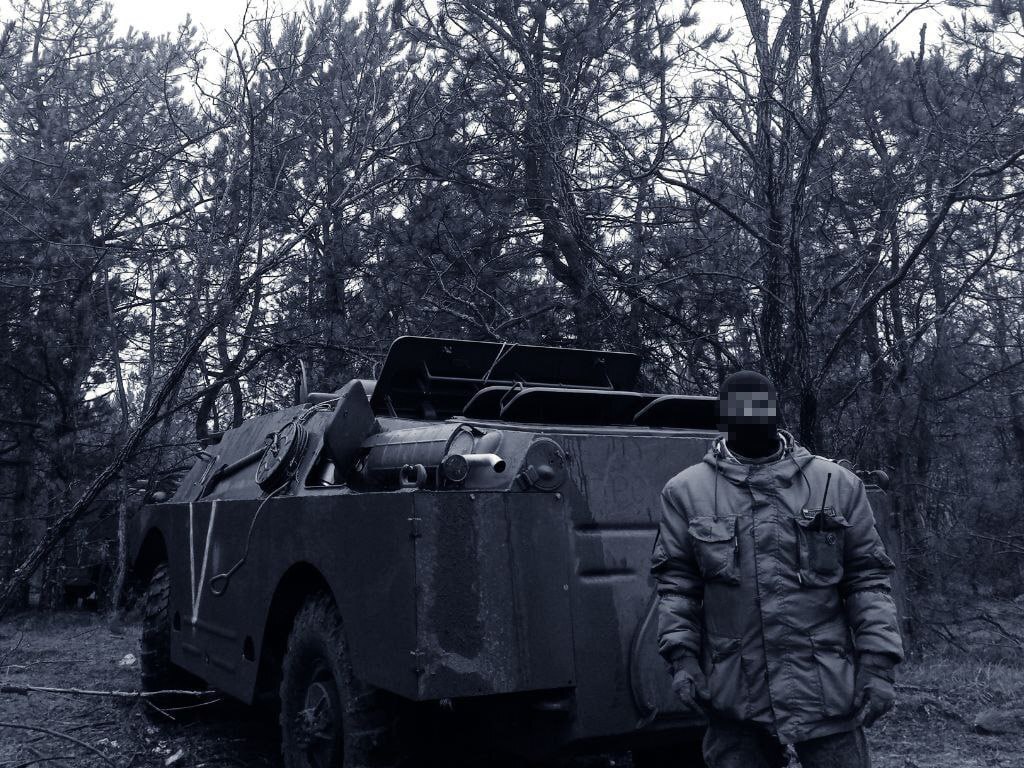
[{"xmin": 651, "ymin": 371, "xmax": 903, "ymax": 768}]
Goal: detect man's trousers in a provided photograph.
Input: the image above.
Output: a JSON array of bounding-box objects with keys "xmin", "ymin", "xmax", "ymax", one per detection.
[{"xmin": 703, "ymin": 719, "xmax": 871, "ymax": 768}]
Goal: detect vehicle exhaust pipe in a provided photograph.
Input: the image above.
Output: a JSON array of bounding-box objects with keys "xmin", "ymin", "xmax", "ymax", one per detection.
[
  {"xmin": 464, "ymin": 453, "xmax": 506, "ymax": 472},
  {"xmin": 440, "ymin": 453, "xmax": 506, "ymax": 482}
]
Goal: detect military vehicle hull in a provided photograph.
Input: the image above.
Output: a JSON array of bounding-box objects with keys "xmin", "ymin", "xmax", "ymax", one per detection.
[{"xmin": 134, "ymin": 420, "xmax": 717, "ymax": 751}]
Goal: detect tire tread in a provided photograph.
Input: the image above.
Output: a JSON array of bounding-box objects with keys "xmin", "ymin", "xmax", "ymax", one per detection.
[{"xmin": 279, "ymin": 593, "xmax": 404, "ymax": 768}]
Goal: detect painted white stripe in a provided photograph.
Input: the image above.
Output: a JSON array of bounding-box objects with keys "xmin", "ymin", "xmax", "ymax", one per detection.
[
  {"xmin": 191, "ymin": 500, "xmax": 218, "ymax": 624},
  {"xmin": 188, "ymin": 502, "xmax": 196, "ymax": 612}
]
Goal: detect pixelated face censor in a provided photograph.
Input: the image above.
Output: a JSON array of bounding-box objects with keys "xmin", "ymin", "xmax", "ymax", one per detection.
[{"xmin": 720, "ymin": 390, "xmax": 777, "ymax": 424}]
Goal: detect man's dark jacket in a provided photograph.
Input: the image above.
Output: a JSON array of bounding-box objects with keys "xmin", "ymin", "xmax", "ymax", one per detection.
[{"xmin": 651, "ymin": 432, "xmax": 904, "ymax": 744}]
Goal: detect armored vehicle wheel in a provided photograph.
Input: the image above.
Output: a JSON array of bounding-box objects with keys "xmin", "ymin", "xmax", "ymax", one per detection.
[
  {"xmin": 280, "ymin": 593, "xmax": 401, "ymax": 768},
  {"xmin": 140, "ymin": 562, "xmax": 204, "ymax": 711}
]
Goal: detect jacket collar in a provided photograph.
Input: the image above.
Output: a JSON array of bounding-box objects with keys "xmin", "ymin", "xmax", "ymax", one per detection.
[{"xmin": 705, "ymin": 429, "xmax": 813, "ymax": 485}]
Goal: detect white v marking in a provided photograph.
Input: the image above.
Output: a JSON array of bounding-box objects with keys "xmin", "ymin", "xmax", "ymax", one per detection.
[
  {"xmin": 189, "ymin": 502, "xmax": 196, "ymax": 612},
  {"xmin": 189, "ymin": 500, "xmax": 218, "ymax": 624}
]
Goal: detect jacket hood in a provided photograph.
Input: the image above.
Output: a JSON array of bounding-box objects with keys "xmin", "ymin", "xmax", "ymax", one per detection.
[{"xmin": 703, "ymin": 429, "xmax": 814, "ymax": 486}]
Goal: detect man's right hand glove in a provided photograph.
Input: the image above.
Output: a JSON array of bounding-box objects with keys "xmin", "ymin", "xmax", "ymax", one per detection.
[
  {"xmin": 854, "ymin": 654, "xmax": 897, "ymax": 728},
  {"xmin": 670, "ymin": 656, "xmax": 710, "ymax": 713}
]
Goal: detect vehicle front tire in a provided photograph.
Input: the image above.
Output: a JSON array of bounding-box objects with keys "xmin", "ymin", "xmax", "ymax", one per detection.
[
  {"xmin": 280, "ymin": 593, "xmax": 402, "ymax": 768},
  {"xmin": 140, "ymin": 562, "xmax": 204, "ymax": 713}
]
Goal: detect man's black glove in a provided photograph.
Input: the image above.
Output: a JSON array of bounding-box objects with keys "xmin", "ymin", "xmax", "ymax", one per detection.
[
  {"xmin": 670, "ymin": 656, "xmax": 710, "ymax": 713},
  {"xmin": 854, "ymin": 653, "xmax": 896, "ymax": 728}
]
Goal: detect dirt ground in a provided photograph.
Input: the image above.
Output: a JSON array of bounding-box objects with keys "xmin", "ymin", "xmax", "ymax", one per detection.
[{"xmin": 2, "ymin": 611, "xmax": 1024, "ymax": 768}]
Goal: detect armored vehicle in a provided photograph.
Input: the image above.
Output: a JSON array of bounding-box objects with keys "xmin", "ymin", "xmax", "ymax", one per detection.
[{"xmin": 131, "ymin": 337, "xmax": 894, "ymax": 768}]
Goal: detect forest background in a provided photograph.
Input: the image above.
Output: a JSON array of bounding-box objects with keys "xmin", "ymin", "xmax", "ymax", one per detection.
[{"xmin": 1, "ymin": 0, "xmax": 1023, "ymax": 645}]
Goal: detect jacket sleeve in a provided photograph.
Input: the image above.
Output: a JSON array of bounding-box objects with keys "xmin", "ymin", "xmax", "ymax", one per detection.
[
  {"xmin": 650, "ymin": 486, "xmax": 704, "ymax": 665},
  {"xmin": 840, "ymin": 478, "xmax": 905, "ymax": 665}
]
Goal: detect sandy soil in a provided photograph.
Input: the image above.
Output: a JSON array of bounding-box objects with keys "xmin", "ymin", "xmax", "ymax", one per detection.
[{"xmin": 2, "ymin": 611, "xmax": 1023, "ymax": 767}]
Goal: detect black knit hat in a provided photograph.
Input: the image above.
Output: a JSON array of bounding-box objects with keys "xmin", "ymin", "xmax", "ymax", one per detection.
[{"xmin": 719, "ymin": 370, "xmax": 776, "ymax": 400}]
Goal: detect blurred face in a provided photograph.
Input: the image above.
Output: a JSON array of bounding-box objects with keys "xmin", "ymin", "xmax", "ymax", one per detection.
[{"xmin": 720, "ymin": 390, "xmax": 777, "ymax": 428}]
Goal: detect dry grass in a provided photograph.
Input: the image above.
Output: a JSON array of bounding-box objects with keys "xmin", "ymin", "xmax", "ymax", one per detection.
[{"xmin": 867, "ymin": 652, "xmax": 1024, "ymax": 768}]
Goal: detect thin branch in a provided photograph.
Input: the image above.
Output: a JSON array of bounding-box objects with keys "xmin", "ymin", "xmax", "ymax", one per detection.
[{"xmin": 0, "ymin": 723, "xmax": 114, "ymax": 767}]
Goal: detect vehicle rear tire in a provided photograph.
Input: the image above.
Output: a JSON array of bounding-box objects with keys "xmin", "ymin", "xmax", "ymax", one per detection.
[
  {"xmin": 279, "ymin": 593, "xmax": 402, "ymax": 768},
  {"xmin": 140, "ymin": 562, "xmax": 205, "ymax": 713}
]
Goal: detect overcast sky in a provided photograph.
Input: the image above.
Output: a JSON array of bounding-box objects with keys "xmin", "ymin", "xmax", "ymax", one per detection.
[
  {"xmin": 111, "ymin": 0, "xmax": 305, "ymax": 39},
  {"xmin": 104, "ymin": 0, "xmax": 949, "ymax": 55}
]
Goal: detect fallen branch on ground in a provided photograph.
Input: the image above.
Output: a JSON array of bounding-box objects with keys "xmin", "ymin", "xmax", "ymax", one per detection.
[
  {"xmin": 1, "ymin": 683, "xmax": 215, "ymax": 699},
  {"xmin": 0, "ymin": 722, "xmax": 114, "ymax": 766}
]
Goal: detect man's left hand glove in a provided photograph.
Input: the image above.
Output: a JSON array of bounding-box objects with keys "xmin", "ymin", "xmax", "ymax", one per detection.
[
  {"xmin": 854, "ymin": 654, "xmax": 896, "ymax": 728},
  {"xmin": 670, "ymin": 655, "xmax": 710, "ymax": 714}
]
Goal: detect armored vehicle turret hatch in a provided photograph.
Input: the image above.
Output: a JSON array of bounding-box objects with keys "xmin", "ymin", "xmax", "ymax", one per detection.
[{"xmin": 131, "ymin": 336, "xmax": 891, "ymax": 767}]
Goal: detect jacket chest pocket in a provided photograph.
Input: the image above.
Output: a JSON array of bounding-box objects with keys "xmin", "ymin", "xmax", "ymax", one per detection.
[
  {"xmin": 687, "ymin": 517, "xmax": 740, "ymax": 585},
  {"xmin": 794, "ymin": 508, "xmax": 850, "ymax": 587}
]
